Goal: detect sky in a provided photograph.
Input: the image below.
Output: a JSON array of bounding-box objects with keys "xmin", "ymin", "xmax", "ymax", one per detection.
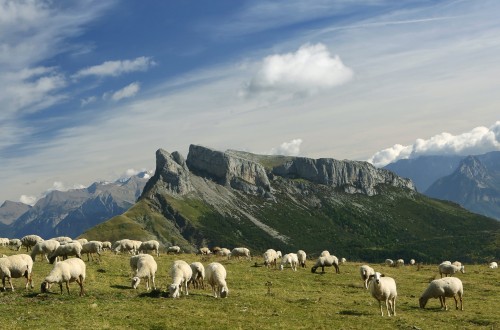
[{"xmin": 1, "ymin": 0, "xmax": 499, "ymax": 205}]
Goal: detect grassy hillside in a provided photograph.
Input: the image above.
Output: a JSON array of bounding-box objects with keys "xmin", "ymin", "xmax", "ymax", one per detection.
[{"xmin": 0, "ymin": 246, "xmax": 498, "ymax": 329}]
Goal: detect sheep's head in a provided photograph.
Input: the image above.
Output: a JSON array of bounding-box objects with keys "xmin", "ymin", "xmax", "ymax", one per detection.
[
  {"xmin": 369, "ymin": 272, "xmax": 385, "ymax": 284},
  {"xmin": 220, "ymin": 286, "xmax": 228, "ymax": 298},
  {"xmin": 419, "ymin": 296, "xmax": 427, "ymax": 309},
  {"xmin": 460, "ymin": 266, "xmax": 465, "ymax": 273},
  {"xmin": 279, "ymin": 264, "xmax": 284, "ymax": 271},
  {"xmin": 40, "ymin": 281, "xmax": 50, "ymax": 293},
  {"xmin": 131, "ymin": 277, "xmax": 140, "ymax": 289},
  {"xmin": 169, "ymin": 284, "xmax": 180, "ymax": 298}
]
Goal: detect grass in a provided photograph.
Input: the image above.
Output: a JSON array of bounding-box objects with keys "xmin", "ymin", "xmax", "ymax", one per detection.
[{"xmin": 1, "ymin": 247, "xmax": 499, "ymax": 329}]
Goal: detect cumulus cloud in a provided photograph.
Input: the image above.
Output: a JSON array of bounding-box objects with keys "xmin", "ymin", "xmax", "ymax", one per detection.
[
  {"xmin": 73, "ymin": 56, "xmax": 156, "ymax": 78},
  {"xmin": 270, "ymin": 138, "xmax": 303, "ymax": 156},
  {"xmin": 104, "ymin": 82, "xmax": 140, "ymax": 101},
  {"xmin": 19, "ymin": 195, "xmax": 37, "ymax": 206},
  {"xmin": 243, "ymin": 43, "xmax": 353, "ymax": 98},
  {"xmin": 368, "ymin": 121, "xmax": 500, "ymax": 167},
  {"xmin": 80, "ymin": 96, "xmax": 97, "ymax": 107}
]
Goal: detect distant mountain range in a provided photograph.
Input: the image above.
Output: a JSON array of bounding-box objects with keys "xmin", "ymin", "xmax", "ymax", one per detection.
[
  {"xmin": 385, "ymin": 151, "xmax": 500, "ymax": 220},
  {"xmin": 0, "ymin": 172, "xmax": 151, "ymax": 238}
]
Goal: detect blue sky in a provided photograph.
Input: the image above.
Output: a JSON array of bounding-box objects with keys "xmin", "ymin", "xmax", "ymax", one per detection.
[{"xmin": 1, "ymin": 0, "xmax": 499, "ymax": 205}]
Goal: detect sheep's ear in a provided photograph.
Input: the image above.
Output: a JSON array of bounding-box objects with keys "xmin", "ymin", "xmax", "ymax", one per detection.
[
  {"xmin": 368, "ymin": 274, "xmax": 375, "ymax": 279},
  {"xmin": 380, "ymin": 274, "xmax": 385, "ymax": 277}
]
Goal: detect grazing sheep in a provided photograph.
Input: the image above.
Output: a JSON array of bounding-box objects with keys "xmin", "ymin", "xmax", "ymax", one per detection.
[
  {"xmin": 217, "ymin": 248, "xmax": 231, "ymax": 258},
  {"xmin": 9, "ymin": 239, "xmax": 22, "ymax": 251},
  {"xmin": 31, "ymin": 240, "xmax": 61, "ymax": 262},
  {"xmin": 297, "ymin": 250, "xmax": 307, "ymax": 268},
  {"xmin": 320, "ymin": 250, "xmax": 330, "ymax": 257},
  {"xmin": 489, "ymin": 262, "xmax": 498, "ymax": 269},
  {"xmin": 367, "ymin": 272, "xmax": 397, "ymax": 316},
  {"xmin": 419, "ymin": 277, "xmax": 463, "ymax": 311},
  {"xmin": 409, "ymin": 259, "xmax": 416, "ymax": 265},
  {"xmin": 169, "ymin": 260, "xmax": 192, "ymax": 298},
  {"xmin": 101, "ymin": 241, "xmax": 112, "ymax": 251},
  {"xmin": 438, "ymin": 263, "xmax": 465, "ymax": 278},
  {"xmin": 139, "ymin": 240, "xmax": 160, "ymax": 257},
  {"xmin": 263, "ymin": 249, "xmax": 278, "ymax": 268},
  {"xmin": 41, "ymin": 258, "xmax": 86, "ymax": 296},
  {"xmin": 441, "ymin": 261, "xmax": 452, "ymax": 265},
  {"xmin": 130, "ymin": 254, "xmax": 157, "ymax": 291},
  {"xmin": 81, "ymin": 241, "xmax": 103, "ymax": 261},
  {"xmin": 211, "ymin": 247, "xmax": 222, "ymax": 255},
  {"xmin": 205, "ymin": 262, "xmax": 228, "ymax": 298},
  {"xmin": 167, "ymin": 246, "xmax": 181, "ymax": 254},
  {"xmin": 198, "ymin": 247, "xmax": 212, "ymax": 255},
  {"xmin": 360, "ymin": 265, "xmax": 375, "ymax": 289},
  {"xmin": 188, "ymin": 262, "xmax": 205, "ymax": 289},
  {"xmin": 112, "ymin": 239, "xmax": 136, "ymax": 254},
  {"xmin": 396, "ymin": 259, "xmax": 404, "ymax": 267},
  {"xmin": 279, "ymin": 253, "xmax": 298, "ymax": 271},
  {"xmin": 50, "ymin": 236, "xmax": 73, "ymax": 244},
  {"xmin": 311, "ymin": 255, "xmax": 340, "ymax": 274},
  {"xmin": 230, "ymin": 247, "xmax": 251, "ymax": 260},
  {"xmin": 340, "ymin": 257, "xmax": 347, "ymax": 264},
  {"xmin": 385, "ymin": 259, "xmax": 394, "ymax": 267},
  {"xmin": 20, "ymin": 235, "xmax": 44, "ymax": 252},
  {"xmin": 0, "ymin": 254, "xmax": 34, "ymax": 291},
  {"xmin": 75, "ymin": 238, "xmax": 88, "ymax": 246},
  {"xmin": 452, "ymin": 261, "xmax": 462, "ymax": 267},
  {"xmin": 131, "ymin": 240, "xmax": 142, "ymax": 254},
  {"xmin": 48, "ymin": 241, "xmax": 82, "ymax": 264}
]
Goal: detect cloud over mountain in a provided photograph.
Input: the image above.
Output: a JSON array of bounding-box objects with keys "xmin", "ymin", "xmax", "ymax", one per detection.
[{"xmin": 270, "ymin": 139, "xmax": 303, "ymax": 156}]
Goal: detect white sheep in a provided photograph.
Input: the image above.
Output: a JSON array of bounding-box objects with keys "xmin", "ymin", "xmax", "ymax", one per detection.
[
  {"xmin": 41, "ymin": 258, "xmax": 86, "ymax": 296},
  {"xmin": 20, "ymin": 234, "xmax": 44, "ymax": 252},
  {"xmin": 385, "ymin": 259, "xmax": 394, "ymax": 267},
  {"xmin": 419, "ymin": 277, "xmax": 463, "ymax": 311},
  {"xmin": 367, "ymin": 272, "xmax": 397, "ymax": 316},
  {"xmin": 279, "ymin": 253, "xmax": 298, "ymax": 271},
  {"xmin": 167, "ymin": 246, "xmax": 181, "ymax": 254},
  {"xmin": 205, "ymin": 262, "xmax": 228, "ymax": 298},
  {"xmin": 48, "ymin": 241, "xmax": 83, "ymax": 264},
  {"xmin": 188, "ymin": 262, "xmax": 205, "ymax": 289},
  {"xmin": 297, "ymin": 250, "xmax": 307, "ymax": 268},
  {"xmin": 169, "ymin": 260, "xmax": 192, "ymax": 298},
  {"xmin": 0, "ymin": 254, "xmax": 34, "ymax": 291},
  {"xmin": 75, "ymin": 238, "xmax": 88, "ymax": 246},
  {"xmin": 409, "ymin": 259, "xmax": 416, "ymax": 265},
  {"xmin": 360, "ymin": 265, "xmax": 375, "ymax": 289},
  {"xmin": 30, "ymin": 239, "xmax": 61, "ymax": 262},
  {"xmin": 452, "ymin": 261, "xmax": 462, "ymax": 267},
  {"xmin": 50, "ymin": 236, "xmax": 73, "ymax": 244},
  {"xmin": 311, "ymin": 255, "xmax": 340, "ymax": 274},
  {"xmin": 139, "ymin": 240, "xmax": 160, "ymax": 257},
  {"xmin": 112, "ymin": 239, "xmax": 136, "ymax": 254},
  {"xmin": 81, "ymin": 241, "xmax": 103, "ymax": 261},
  {"xmin": 489, "ymin": 262, "xmax": 498, "ymax": 269},
  {"xmin": 101, "ymin": 241, "xmax": 112, "ymax": 251},
  {"xmin": 131, "ymin": 240, "xmax": 142, "ymax": 254},
  {"xmin": 9, "ymin": 239, "xmax": 22, "ymax": 251},
  {"xmin": 320, "ymin": 250, "xmax": 330, "ymax": 257},
  {"xmin": 198, "ymin": 247, "xmax": 212, "ymax": 255},
  {"xmin": 230, "ymin": 247, "xmax": 251, "ymax": 260},
  {"xmin": 340, "ymin": 257, "xmax": 347, "ymax": 264},
  {"xmin": 396, "ymin": 259, "xmax": 404, "ymax": 267},
  {"xmin": 438, "ymin": 263, "xmax": 465, "ymax": 278},
  {"xmin": 217, "ymin": 248, "xmax": 231, "ymax": 258},
  {"xmin": 263, "ymin": 249, "xmax": 278, "ymax": 268},
  {"xmin": 130, "ymin": 254, "xmax": 157, "ymax": 291}
]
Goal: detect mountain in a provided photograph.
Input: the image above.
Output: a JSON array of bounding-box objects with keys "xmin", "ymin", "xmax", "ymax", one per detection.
[
  {"xmin": 6, "ymin": 173, "xmax": 150, "ymax": 238},
  {"xmin": 83, "ymin": 145, "xmax": 499, "ymax": 263},
  {"xmin": 0, "ymin": 201, "xmax": 31, "ymax": 226},
  {"xmin": 384, "ymin": 155, "xmax": 464, "ymax": 192},
  {"xmin": 426, "ymin": 152, "xmax": 500, "ymax": 220}
]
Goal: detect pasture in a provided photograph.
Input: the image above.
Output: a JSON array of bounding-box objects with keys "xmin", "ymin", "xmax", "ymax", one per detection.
[{"xmin": 0, "ymin": 247, "xmax": 498, "ymax": 329}]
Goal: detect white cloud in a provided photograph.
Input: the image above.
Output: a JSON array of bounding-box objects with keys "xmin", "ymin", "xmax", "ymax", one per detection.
[
  {"xmin": 19, "ymin": 195, "xmax": 37, "ymax": 206},
  {"xmin": 81, "ymin": 96, "xmax": 97, "ymax": 107},
  {"xmin": 243, "ymin": 43, "xmax": 353, "ymax": 99},
  {"xmin": 73, "ymin": 56, "xmax": 156, "ymax": 78},
  {"xmin": 368, "ymin": 121, "xmax": 500, "ymax": 167},
  {"xmin": 108, "ymin": 82, "xmax": 140, "ymax": 101},
  {"xmin": 270, "ymin": 139, "xmax": 303, "ymax": 156}
]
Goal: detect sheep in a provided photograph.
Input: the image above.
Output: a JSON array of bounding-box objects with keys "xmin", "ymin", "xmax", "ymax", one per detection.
[
  {"xmin": 367, "ymin": 272, "xmax": 397, "ymax": 316},
  {"xmin": 0, "ymin": 238, "xmax": 9, "ymax": 246},
  {"xmin": 131, "ymin": 240, "xmax": 142, "ymax": 254},
  {"xmin": 360, "ymin": 265, "xmax": 375, "ymax": 289},
  {"xmin": 452, "ymin": 261, "xmax": 462, "ymax": 267},
  {"xmin": 112, "ymin": 239, "xmax": 136, "ymax": 254},
  {"xmin": 396, "ymin": 259, "xmax": 404, "ymax": 267},
  {"xmin": 75, "ymin": 238, "xmax": 88, "ymax": 245},
  {"xmin": 20, "ymin": 234, "xmax": 44, "ymax": 252},
  {"xmin": 41, "ymin": 258, "xmax": 86, "ymax": 296},
  {"xmin": 263, "ymin": 249, "xmax": 278, "ymax": 268},
  {"xmin": 30, "ymin": 239, "xmax": 61, "ymax": 262},
  {"xmin": 230, "ymin": 247, "xmax": 251, "ymax": 260},
  {"xmin": 211, "ymin": 246, "xmax": 222, "ymax": 255},
  {"xmin": 139, "ymin": 240, "xmax": 160, "ymax": 257},
  {"xmin": 297, "ymin": 250, "xmax": 307, "ymax": 268},
  {"xmin": 48, "ymin": 241, "xmax": 82, "ymax": 264},
  {"xmin": 385, "ymin": 259, "xmax": 394, "ymax": 267},
  {"xmin": 101, "ymin": 241, "xmax": 112, "ymax": 251},
  {"xmin": 217, "ymin": 248, "xmax": 231, "ymax": 258},
  {"xmin": 167, "ymin": 246, "xmax": 181, "ymax": 254},
  {"xmin": 419, "ymin": 277, "xmax": 463, "ymax": 311},
  {"xmin": 438, "ymin": 263, "xmax": 465, "ymax": 278},
  {"xmin": 279, "ymin": 253, "xmax": 298, "ymax": 271},
  {"xmin": 311, "ymin": 255, "xmax": 340, "ymax": 274},
  {"xmin": 169, "ymin": 260, "xmax": 192, "ymax": 298},
  {"xmin": 130, "ymin": 254, "xmax": 157, "ymax": 291},
  {"xmin": 198, "ymin": 247, "xmax": 212, "ymax": 255},
  {"xmin": 9, "ymin": 239, "xmax": 22, "ymax": 251},
  {"xmin": 0, "ymin": 254, "xmax": 34, "ymax": 291},
  {"xmin": 340, "ymin": 257, "xmax": 347, "ymax": 264},
  {"xmin": 205, "ymin": 262, "xmax": 228, "ymax": 298},
  {"xmin": 81, "ymin": 241, "xmax": 103, "ymax": 261},
  {"xmin": 188, "ymin": 262, "xmax": 205, "ymax": 289},
  {"xmin": 489, "ymin": 262, "xmax": 498, "ymax": 269},
  {"xmin": 50, "ymin": 236, "xmax": 73, "ymax": 244},
  {"xmin": 276, "ymin": 251, "xmax": 282, "ymax": 258},
  {"xmin": 320, "ymin": 250, "xmax": 330, "ymax": 257},
  {"xmin": 441, "ymin": 261, "xmax": 452, "ymax": 265},
  {"xmin": 409, "ymin": 259, "xmax": 416, "ymax": 265}
]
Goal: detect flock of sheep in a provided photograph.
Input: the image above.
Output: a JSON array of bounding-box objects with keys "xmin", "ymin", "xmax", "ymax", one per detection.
[{"xmin": 0, "ymin": 235, "xmax": 498, "ymax": 316}]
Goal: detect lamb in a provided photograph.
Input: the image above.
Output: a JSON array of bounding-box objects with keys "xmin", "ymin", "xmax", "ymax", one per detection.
[
  {"xmin": 230, "ymin": 247, "xmax": 251, "ymax": 260},
  {"xmin": 112, "ymin": 239, "xmax": 136, "ymax": 254},
  {"xmin": 311, "ymin": 255, "xmax": 340, "ymax": 274},
  {"xmin": 263, "ymin": 249, "xmax": 278, "ymax": 268},
  {"xmin": 205, "ymin": 262, "xmax": 228, "ymax": 298},
  {"xmin": 0, "ymin": 254, "xmax": 34, "ymax": 291},
  {"xmin": 188, "ymin": 262, "xmax": 205, "ymax": 289},
  {"xmin": 385, "ymin": 259, "xmax": 394, "ymax": 267},
  {"xmin": 279, "ymin": 253, "xmax": 298, "ymax": 271},
  {"xmin": 297, "ymin": 250, "xmax": 307, "ymax": 268},
  {"xmin": 438, "ymin": 263, "xmax": 465, "ymax": 278},
  {"xmin": 167, "ymin": 246, "xmax": 181, "ymax": 254},
  {"xmin": 130, "ymin": 254, "xmax": 157, "ymax": 291},
  {"xmin": 9, "ymin": 239, "xmax": 22, "ymax": 251},
  {"xmin": 367, "ymin": 272, "xmax": 397, "ymax": 316},
  {"xmin": 139, "ymin": 240, "xmax": 160, "ymax": 257},
  {"xmin": 419, "ymin": 277, "xmax": 463, "ymax": 311},
  {"xmin": 169, "ymin": 260, "xmax": 192, "ymax": 298},
  {"xmin": 31, "ymin": 239, "xmax": 61, "ymax": 262},
  {"xmin": 489, "ymin": 262, "xmax": 498, "ymax": 269},
  {"xmin": 360, "ymin": 265, "xmax": 375, "ymax": 289},
  {"xmin": 20, "ymin": 234, "xmax": 44, "ymax": 252},
  {"xmin": 41, "ymin": 258, "xmax": 86, "ymax": 296},
  {"xmin": 81, "ymin": 241, "xmax": 103, "ymax": 261},
  {"xmin": 48, "ymin": 241, "xmax": 82, "ymax": 264}
]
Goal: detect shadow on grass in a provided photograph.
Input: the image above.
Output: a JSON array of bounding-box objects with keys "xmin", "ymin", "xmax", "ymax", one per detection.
[
  {"xmin": 338, "ymin": 310, "xmax": 369, "ymax": 316},
  {"xmin": 111, "ymin": 284, "xmax": 131, "ymax": 290}
]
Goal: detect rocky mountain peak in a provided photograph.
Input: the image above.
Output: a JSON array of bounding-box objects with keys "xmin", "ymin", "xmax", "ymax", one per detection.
[{"xmin": 458, "ymin": 156, "xmax": 489, "ymax": 181}]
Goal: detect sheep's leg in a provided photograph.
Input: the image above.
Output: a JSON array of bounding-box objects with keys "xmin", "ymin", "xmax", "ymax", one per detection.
[
  {"xmin": 385, "ymin": 299, "xmax": 391, "ymax": 317},
  {"xmin": 379, "ymin": 300, "xmax": 384, "ymax": 316},
  {"xmin": 7, "ymin": 277, "xmax": 14, "ymax": 291},
  {"xmin": 184, "ymin": 280, "xmax": 189, "ymax": 295},
  {"xmin": 442, "ymin": 296, "xmax": 448, "ymax": 310},
  {"xmin": 392, "ymin": 297, "xmax": 396, "ymax": 316},
  {"xmin": 152, "ymin": 275, "xmax": 156, "ymax": 290},
  {"xmin": 65, "ymin": 281, "xmax": 71, "ymax": 295},
  {"xmin": 59, "ymin": 283, "xmax": 64, "ymax": 294},
  {"xmin": 334, "ymin": 263, "xmax": 340, "ymax": 274},
  {"xmin": 77, "ymin": 275, "xmax": 85, "ymax": 296}
]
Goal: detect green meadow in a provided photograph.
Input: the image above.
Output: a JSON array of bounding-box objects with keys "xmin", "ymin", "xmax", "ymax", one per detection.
[{"xmin": 0, "ymin": 247, "xmax": 498, "ymax": 329}]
